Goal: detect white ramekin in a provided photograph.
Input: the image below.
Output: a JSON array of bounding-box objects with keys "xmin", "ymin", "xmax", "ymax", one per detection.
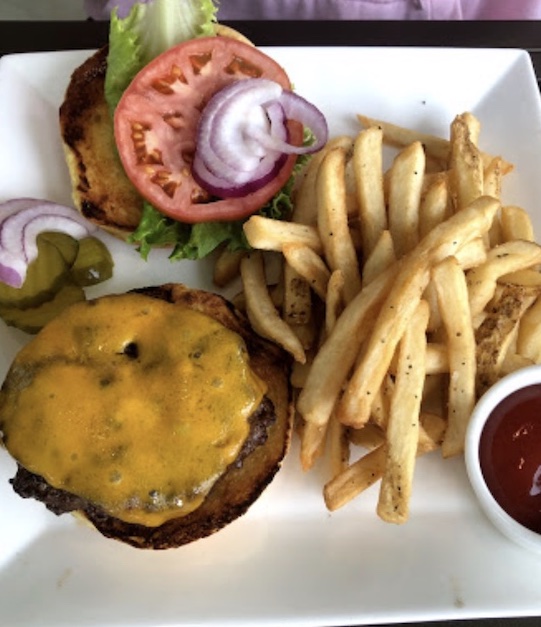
[{"xmin": 464, "ymin": 364, "xmax": 541, "ymax": 554}]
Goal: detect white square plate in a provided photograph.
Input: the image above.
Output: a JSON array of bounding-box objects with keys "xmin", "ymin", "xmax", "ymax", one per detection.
[{"xmin": 1, "ymin": 46, "xmax": 541, "ymax": 627}]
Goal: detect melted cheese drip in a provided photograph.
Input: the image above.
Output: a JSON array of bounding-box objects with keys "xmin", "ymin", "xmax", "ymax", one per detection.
[{"xmin": 0, "ymin": 294, "xmax": 266, "ymax": 526}]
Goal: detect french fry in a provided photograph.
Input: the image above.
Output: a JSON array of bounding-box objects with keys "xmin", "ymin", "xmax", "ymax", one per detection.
[
  {"xmin": 213, "ymin": 247, "xmax": 245, "ymax": 287},
  {"xmin": 243, "ymin": 215, "xmax": 323, "ymax": 254},
  {"xmin": 283, "ymin": 262, "xmax": 312, "ymax": 326},
  {"xmin": 425, "ymin": 343, "xmax": 449, "ymax": 375},
  {"xmin": 476, "ymin": 283, "xmax": 539, "ymax": 395},
  {"xmin": 293, "ymin": 135, "xmax": 353, "ymax": 225},
  {"xmin": 454, "ymin": 237, "xmax": 487, "ymax": 270},
  {"xmin": 325, "ymin": 269, "xmax": 345, "ymax": 335},
  {"xmin": 317, "ymin": 146, "xmax": 362, "ymax": 303},
  {"xmin": 362, "ymin": 230, "xmax": 396, "ymax": 285},
  {"xmin": 347, "ymin": 422, "xmax": 386, "ymax": 449},
  {"xmin": 370, "ymin": 373, "xmax": 394, "ymax": 428},
  {"xmin": 484, "ymin": 156, "xmax": 503, "ymax": 200},
  {"xmin": 387, "ymin": 141, "xmax": 425, "ymax": 257},
  {"xmin": 498, "ymin": 268, "xmax": 541, "ymax": 288},
  {"xmin": 419, "ymin": 173, "xmax": 449, "ymax": 239},
  {"xmin": 449, "ymin": 114, "xmax": 484, "ymax": 211},
  {"xmin": 467, "ymin": 240, "xmax": 541, "ymax": 323},
  {"xmin": 297, "ymin": 265, "xmax": 395, "ymax": 428},
  {"xmin": 299, "ymin": 419, "xmax": 328, "ymax": 471},
  {"xmin": 390, "ymin": 342, "xmax": 449, "ymax": 375},
  {"xmin": 418, "ymin": 412, "xmax": 447, "ymax": 451},
  {"xmin": 500, "ymin": 205, "xmax": 535, "ymax": 242},
  {"xmin": 432, "ymin": 256, "xmax": 477, "ymax": 458},
  {"xmin": 324, "ymin": 410, "xmax": 445, "ymax": 512},
  {"xmin": 423, "ymin": 196, "xmax": 499, "ymax": 263},
  {"xmin": 377, "ymin": 299, "xmax": 429, "ymax": 523},
  {"xmin": 240, "ymin": 252, "xmax": 306, "ymax": 363},
  {"xmin": 324, "ymin": 445, "xmax": 386, "ymax": 511},
  {"xmin": 460, "ymin": 111, "xmax": 481, "ymax": 145},
  {"xmin": 517, "ymin": 296, "xmax": 541, "ymax": 362},
  {"xmin": 353, "ymin": 126, "xmax": 387, "ymax": 257},
  {"xmin": 282, "ymin": 242, "xmax": 330, "ymax": 300},
  {"xmin": 337, "ymin": 257, "xmax": 430, "ymax": 428},
  {"xmin": 327, "ymin": 412, "xmax": 350, "ymax": 479}
]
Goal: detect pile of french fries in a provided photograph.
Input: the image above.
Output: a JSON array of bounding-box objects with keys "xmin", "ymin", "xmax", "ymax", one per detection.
[{"xmin": 218, "ymin": 111, "xmax": 541, "ymax": 524}]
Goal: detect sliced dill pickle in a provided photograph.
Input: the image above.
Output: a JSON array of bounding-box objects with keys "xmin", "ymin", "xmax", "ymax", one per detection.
[
  {"xmin": 39, "ymin": 231, "xmax": 79, "ymax": 267},
  {"xmin": 0, "ymin": 238, "xmax": 70, "ymax": 309},
  {"xmin": 0, "ymin": 283, "xmax": 85, "ymax": 334},
  {"xmin": 70, "ymin": 237, "xmax": 114, "ymax": 286}
]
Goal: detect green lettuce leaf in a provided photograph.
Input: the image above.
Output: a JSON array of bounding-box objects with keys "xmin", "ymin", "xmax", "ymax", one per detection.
[
  {"xmin": 129, "ymin": 146, "xmax": 313, "ymax": 261},
  {"xmin": 104, "ymin": 0, "xmax": 218, "ymax": 113}
]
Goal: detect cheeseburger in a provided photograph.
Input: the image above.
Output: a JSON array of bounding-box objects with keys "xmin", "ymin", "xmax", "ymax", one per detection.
[{"xmin": 0, "ymin": 284, "xmax": 291, "ymax": 549}]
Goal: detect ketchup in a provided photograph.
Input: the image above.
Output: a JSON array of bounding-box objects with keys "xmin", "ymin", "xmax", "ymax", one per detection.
[{"xmin": 479, "ymin": 384, "xmax": 541, "ymax": 534}]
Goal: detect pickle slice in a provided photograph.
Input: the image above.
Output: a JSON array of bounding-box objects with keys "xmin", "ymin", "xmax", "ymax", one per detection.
[
  {"xmin": 0, "ymin": 238, "xmax": 70, "ymax": 309},
  {"xmin": 39, "ymin": 231, "xmax": 79, "ymax": 267},
  {"xmin": 70, "ymin": 237, "xmax": 114, "ymax": 286},
  {"xmin": 0, "ymin": 283, "xmax": 85, "ymax": 334}
]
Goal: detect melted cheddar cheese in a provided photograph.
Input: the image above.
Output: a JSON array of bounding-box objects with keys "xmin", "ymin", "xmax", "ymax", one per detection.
[{"xmin": 0, "ymin": 293, "xmax": 267, "ymax": 526}]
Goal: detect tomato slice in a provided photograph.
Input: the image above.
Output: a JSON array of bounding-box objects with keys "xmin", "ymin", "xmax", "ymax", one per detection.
[{"xmin": 114, "ymin": 37, "xmax": 296, "ymax": 224}]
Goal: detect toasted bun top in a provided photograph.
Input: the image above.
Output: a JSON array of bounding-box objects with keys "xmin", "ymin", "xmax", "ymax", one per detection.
[{"xmin": 60, "ymin": 46, "xmax": 144, "ymax": 239}]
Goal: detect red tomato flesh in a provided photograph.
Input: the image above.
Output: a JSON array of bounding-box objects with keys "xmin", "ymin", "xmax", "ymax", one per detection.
[{"xmin": 114, "ymin": 37, "xmax": 297, "ymax": 224}]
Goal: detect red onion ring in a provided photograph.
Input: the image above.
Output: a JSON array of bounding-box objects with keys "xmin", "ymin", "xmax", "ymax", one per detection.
[
  {"xmin": 192, "ymin": 78, "xmax": 328, "ymax": 198},
  {"xmin": 0, "ymin": 198, "xmax": 95, "ymax": 288}
]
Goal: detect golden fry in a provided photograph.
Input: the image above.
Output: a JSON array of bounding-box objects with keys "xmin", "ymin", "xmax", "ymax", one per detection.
[
  {"xmin": 243, "ymin": 215, "xmax": 323, "ymax": 253},
  {"xmin": 419, "ymin": 173, "xmax": 449, "ymax": 239},
  {"xmin": 327, "ymin": 412, "xmax": 350, "ymax": 480},
  {"xmin": 299, "ymin": 419, "xmax": 327, "ymax": 472},
  {"xmin": 476, "ymin": 284, "xmax": 539, "ymax": 395},
  {"xmin": 387, "ymin": 141, "xmax": 425, "ymax": 257},
  {"xmin": 282, "ymin": 243, "xmax": 330, "ymax": 300},
  {"xmin": 517, "ymin": 296, "xmax": 541, "ymax": 363},
  {"xmin": 337, "ymin": 257, "xmax": 430, "ymax": 428},
  {"xmin": 453, "ymin": 237, "xmax": 487, "ymax": 270},
  {"xmin": 324, "ymin": 410, "xmax": 445, "ymax": 512},
  {"xmin": 498, "ymin": 268, "xmax": 541, "ymax": 288},
  {"xmin": 325, "ymin": 269, "xmax": 345, "ymax": 335},
  {"xmin": 347, "ymin": 422, "xmax": 386, "ymax": 449},
  {"xmin": 283, "ymin": 262, "xmax": 312, "ymax": 326},
  {"xmin": 293, "ymin": 135, "xmax": 353, "ymax": 225},
  {"xmin": 449, "ymin": 114, "xmax": 484, "ymax": 211},
  {"xmin": 297, "ymin": 266, "xmax": 395, "ymax": 428},
  {"xmin": 467, "ymin": 239, "xmax": 541, "ymax": 323},
  {"xmin": 240, "ymin": 252, "xmax": 306, "ymax": 363},
  {"xmin": 500, "ymin": 205, "xmax": 535, "ymax": 242},
  {"xmin": 423, "ymin": 196, "xmax": 499, "ymax": 262},
  {"xmin": 213, "ymin": 247, "xmax": 245, "ymax": 287},
  {"xmin": 324, "ymin": 445, "xmax": 386, "ymax": 511},
  {"xmin": 377, "ymin": 300, "xmax": 429, "ymax": 523},
  {"xmin": 432, "ymin": 256, "xmax": 477, "ymax": 458},
  {"xmin": 484, "ymin": 156, "xmax": 503, "ymax": 201},
  {"xmin": 317, "ymin": 147, "xmax": 362, "ymax": 304},
  {"xmin": 362, "ymin": 230, "xmax": 396, "ymax": 285},
  {"xmin": 353, "ymin": 126, "xmax": 387, "ymax": 257}
]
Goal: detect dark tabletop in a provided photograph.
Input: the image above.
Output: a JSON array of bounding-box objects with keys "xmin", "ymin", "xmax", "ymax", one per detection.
[{"xmin": 0, "ymin": 18, "xmax": 540, "ymax": 627}]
